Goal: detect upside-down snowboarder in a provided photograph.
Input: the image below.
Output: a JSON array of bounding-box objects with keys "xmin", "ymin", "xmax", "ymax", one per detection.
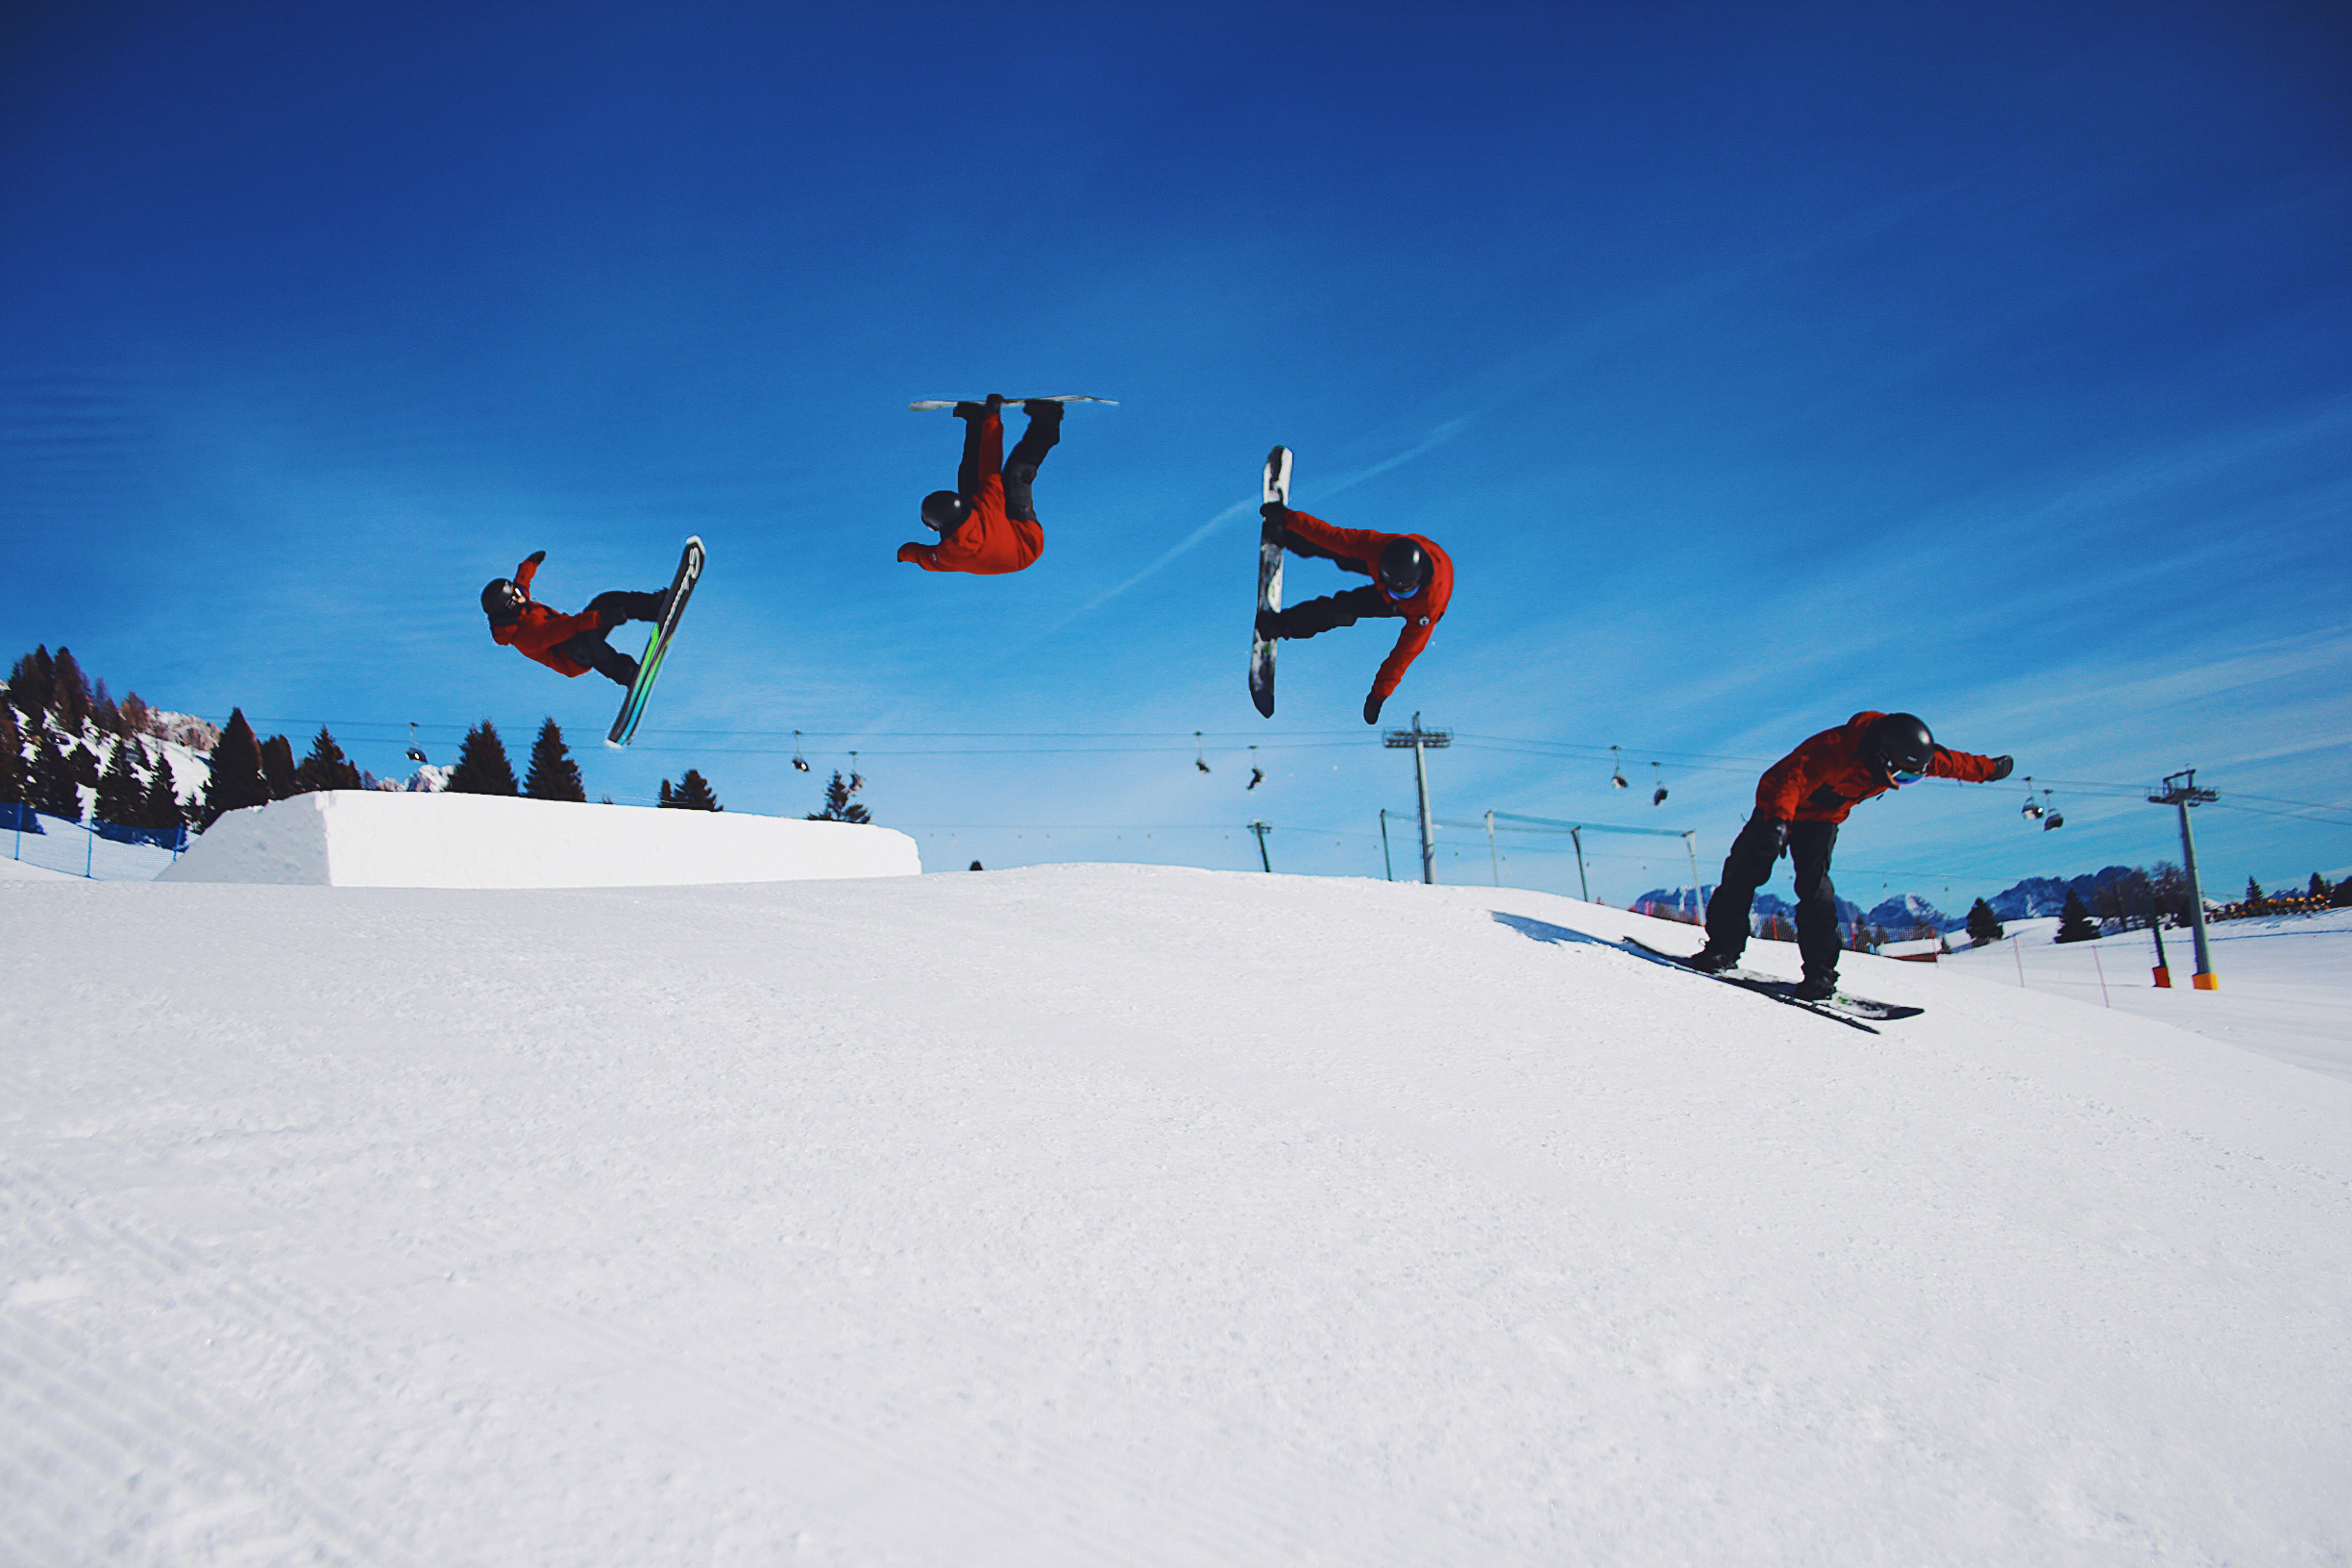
[
  {"xmin": 1255, "ymin": 503, "xmax": 1452, "ymax": 723},
  {"xmin": 898, "ymin": 395, "xmax": 1061, "ymax": 576},
  {"xmin": 480, "ymin": 551, "xmax": 670, "ymax": 687},
  {"xmin": 1683, "ymin": 712, "xmax": 2013, "ymax": 999}
]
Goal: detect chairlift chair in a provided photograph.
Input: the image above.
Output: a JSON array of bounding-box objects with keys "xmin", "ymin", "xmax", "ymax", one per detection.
[
  {"xmin": 792, "ymin": 730, "xmax": 811, "ymax": 772},
  {"xmin": 2042, "ymin": 788, "xmax": 2063, "ymax": 831},
  {"xmin": 1651, "ymin": 760, "xmax": 1668, "ymax": 806},
  {"xmin": 1195, "ymin": 731, "xmax": 1211, "ymax": 773},
  {"xmin": 1609, "ymin": 744, "xmax": 1629, "ymax": 790},
  {"xmin": 404, "ymin": 722, "xmax": 429, "ymax": 765},
  {"xmin": 2020, "ymin": 776, "xmax": 2044, "ymax": 821}
]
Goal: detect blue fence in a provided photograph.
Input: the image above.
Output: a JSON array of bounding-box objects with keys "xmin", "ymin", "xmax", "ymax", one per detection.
[{"xmin": 6, "ymin": 808, "xmax": 187, "ymax": 877}]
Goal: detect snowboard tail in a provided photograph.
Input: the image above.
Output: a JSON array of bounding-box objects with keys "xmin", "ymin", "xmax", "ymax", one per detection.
[
  {"xmin": 606, "ymin": 537, "xmax": 703, "ymax": 748},
  {"xmin": 1619, "ymin": 936, "xmax": 1924, "ymax": 1033},
  {"xmin": 1250, "ymin": 445, "xmax": 1291, "ymax": 718}
]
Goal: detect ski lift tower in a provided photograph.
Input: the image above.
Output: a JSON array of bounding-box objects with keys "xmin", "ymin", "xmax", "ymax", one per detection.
[
  {"xmin": 2148, "ymin": 769, "xmax": 2220, "ymax": 990},
  {"xmin": 1383, "ymin": 712, "xmax": 1451, "ymax": 885}
]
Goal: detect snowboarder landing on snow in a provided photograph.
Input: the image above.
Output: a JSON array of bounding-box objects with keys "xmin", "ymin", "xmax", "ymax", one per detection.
[
  {"xmin": 1255, "ymin": 503, "xmax": 1452, "ymax": 723},
  {"xmin": 1687, "ymin": 712, "xmax": 2013, "ymax": 1000},
  {"xmin": 480, "ymin": 551, "xmax": 668, "ymax": 688},
  {"xmin": 898, "ymin": 394, "xmax": 1060, "ymax": 576}
]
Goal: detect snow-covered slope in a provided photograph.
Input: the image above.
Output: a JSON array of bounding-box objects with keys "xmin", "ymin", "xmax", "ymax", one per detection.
[
  {"xmin": 1948, "ymin": 906, "xmax": 2352, "ymax": 1083},
  {"xmin": 160, "ymin": 790, "xmax": 920, "ymax": 887},
  {"xmin": 4, "ymin": 867, "xmax": 2348, "ymax": 1564}
]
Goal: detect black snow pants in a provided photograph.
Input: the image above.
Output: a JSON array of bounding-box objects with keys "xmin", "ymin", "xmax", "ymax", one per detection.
[
  {"xmin": 1703, "ymin": 814, "xmax": 1844, "ymax": 981},
  {"xmin": 960, "ymin": 404, "xmax": 1062, "ymax": 524},
  {"xmin": 1262, "ymin": 526, "xmax": 1399, "ymax": 640},
  {"xmin": 553, "ymin": 590, "xmax": 664, "ymax": 688}
]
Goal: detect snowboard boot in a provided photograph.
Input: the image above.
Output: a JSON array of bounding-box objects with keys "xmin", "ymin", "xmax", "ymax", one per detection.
[
  {"xmin": 1789, "ymin": 971, "xmax": 1838, "ymax": 1002},
  {"xmin": 952, "ymin": 401, "xmax": 989, "ymax": 421},
  {"xmin": 1022, "ymin": 398, "xmax": 1066, "ymax": 424},
  {"xmin": 1683, "ymin": 945, "xmax": 1738, "ymax": 974}
]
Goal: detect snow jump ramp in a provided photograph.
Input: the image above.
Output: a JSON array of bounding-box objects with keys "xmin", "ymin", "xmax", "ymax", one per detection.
[{"xmin": 159, "ymin": 790, "xmax": 920, "ymax": 888}]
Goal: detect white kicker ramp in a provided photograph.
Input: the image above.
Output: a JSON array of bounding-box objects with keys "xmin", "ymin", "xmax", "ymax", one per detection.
[{"xmin": 160, "ymin": 791, "xmax": 921, "ymax": 888}]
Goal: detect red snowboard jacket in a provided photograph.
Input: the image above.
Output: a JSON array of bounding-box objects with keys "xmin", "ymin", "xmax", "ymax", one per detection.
[
  {"xmin": 1284, "ymin": 509, "xmax": 1454, "ymax": 703},
  {"xmin": 490, "ymin": 554, "xmax": 601, "ymax": 677},
  {"xmin": 1756, "ymin": 711, "xmax": 2006, "ymax": 823},
  {"xmin": 896, "ymin": 408, "xmax": 1043, "ymax": 576}
]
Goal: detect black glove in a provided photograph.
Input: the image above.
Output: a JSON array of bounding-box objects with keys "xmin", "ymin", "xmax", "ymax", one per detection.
[
  {"xmin": 1363, "ymin": 693, "xmax": 1384, "ymax": 725},
  {"xmin": 1988, "ymin": 755, "xmax": 2014, "ymax": 781},
  {"xmin": 1760, "ymin": 817, "xmax": 1791, "ymax": 856},
  {"xmin": 1261, "ymin": 501, "xmax": 1288, "ymax": 523},
  {"xmin": 526, "ymin": 550, "xmax": 547, "ymax": 566}
]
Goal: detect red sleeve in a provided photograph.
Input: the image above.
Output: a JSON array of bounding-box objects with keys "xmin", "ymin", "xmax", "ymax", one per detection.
[
  {"xmin": 897, "ymin": 542, "xmax": 935, "ymax": 568},
  {"xmin": 515, "ymin": 555, "xmax": 540, "ymax": 598},
  {"xmin": 1280, "ymin": 510, "xmax": 1385, "ymax": 577},
  {"xmin": 1370, "ymin": 617, "xmax": 1434, "ymax": 702},
  {"xmin": 1928, "ymin": 747, "xmax": 2005, "ymax": 783}
]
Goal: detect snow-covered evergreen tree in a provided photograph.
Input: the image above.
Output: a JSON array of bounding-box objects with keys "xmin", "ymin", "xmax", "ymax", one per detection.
[
  {"xmin": 523, "ymin": 718, "xmax": 586, "ymax": 802},
  {"xmin": 1965, "ymin": 898, "xmax": 2004, "ymax": 945},
  {"xmin": 2054, "ymin": 889, "xmax": 2098, "ymax": 943},
  {"xmin": 806, "ymin": 770, "xmax": 870, "ymax": 823},
  {"xmin": 447, "ymin": 721, "xmax": 520, "ymax": 796},
  {"xmin": 293, "ymin": 726, "xmax": 363, "ymax": 794},
  {"xmin": 662, "ymin": 769, "xmax": 722, "ymax": 811},
  {"xmin": 94, "ymin": 738, "xmax": 144, "ymax": 825},
  {"xmin": 201, "ymin": 709, "xmax": 271, "ymax": 826}
]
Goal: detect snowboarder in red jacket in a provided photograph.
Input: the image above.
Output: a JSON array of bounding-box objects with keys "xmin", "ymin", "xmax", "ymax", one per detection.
[
  {"xmin": 897, "ymin": 395, "xmax": 1060, "ymax": 576},
  {"xmin": 1256, "ymin": 504, "xmax": 1452, "ymax": 723},
  {"xmin": 480, "ymin": 551, "xmax": 667, "ymax": 687},
  {"xmin": 1688, "ymin": 712, "xmax": 2013, "ymax": 998}
]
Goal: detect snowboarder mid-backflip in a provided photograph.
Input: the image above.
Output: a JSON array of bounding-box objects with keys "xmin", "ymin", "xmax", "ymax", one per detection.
[
  {"xmin": 479, "ymin": 551, "xmax": 669, "ymax": 688},
  {"xmin": 1687, "ymin": 712, "xmax": 2013, "ymax": 999},
  {"xmin": 1256, "ymin": 503, "xmax": 1452, "ymax": 723},
  {"xmin": 898, "ymin": 395, "xmax": 1060, "ymax": 576}
]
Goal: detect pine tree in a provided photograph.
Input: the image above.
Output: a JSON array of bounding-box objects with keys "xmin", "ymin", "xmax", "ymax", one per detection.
[
  {"xmin": 200, "ymin": 709, "xmax": 271, "ymax": 827},
  {"xmin": 142, "ymin": 753, "xmax": 185, "ymax": 832},
  {"xmin": 94, "ymin": 739, "xmax": 144, "ymax": 825},
  {"xmin": 48, "ymin": 647, "xmax": 91, "ymax": 731},
  {"xmin": 2312, "ymin": 872, "xmax": 2334, "ymax": 905},
  {"xmin": 30, "ymin": 727, "xmax": 83, "ymax": 818},
  {"xmin": 7, "ymin": 646, "xmax": 55, "ymax": 718},
  {"xmin": 258, "ymin": 734, "xmax": 297, "ymax": 799},
  {"xmin": 662, "ymin": 769, "xmax": 722, "ymax": 811},
  {"xmin": 523, "ymin": 718, "xmax": 586, "ymax": 802},
  {"xmin": 2243, "ymin": 876, "xmax": 2265, "ymax": 908},
  {"xmin": 118, "ymin": 690, "xmax": 151, "ymax": 735},
  {"xmin": 1966, "ymin": 897, "xmax": 2004, "ymax": 945},
  {"xmin": 2054, "ymin": 888, "xmax": 2098, "ymax": 943},
  {"xmin": 805, "ymin": 769, "xmax": 870, "ymax": 823},
  {"xmin": 446, "ymin": 721, "xmax": 520, "ymax": 796},
  {"xmin": 293, "ymin": 725, "xmax": 363, "ymax": 794},
  {"xmin": 0, "ymin": 705, "xmax": 24, "ymax": 807}
]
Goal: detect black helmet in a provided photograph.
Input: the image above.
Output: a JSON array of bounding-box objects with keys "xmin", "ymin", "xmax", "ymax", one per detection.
[
  {"xmin": 481, "ymin": 578, "xmax": 524, "ymax": 626},
  {"xmin": 1864, "ymin": 713, "xmax": 1935, "ymax": 778},
  {"xmin": 920, "ymin": 490, "xmax": 970, "ymax": 532},
  {"xmin": 1376, "ymin": 537, "xmax": 1429, "ymax": 596}
]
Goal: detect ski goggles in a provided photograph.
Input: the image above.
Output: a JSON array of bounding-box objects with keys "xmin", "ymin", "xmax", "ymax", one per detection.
[{"xmin": 1888, "ymin": 767, "xmax": 1926, "ymax": 787}]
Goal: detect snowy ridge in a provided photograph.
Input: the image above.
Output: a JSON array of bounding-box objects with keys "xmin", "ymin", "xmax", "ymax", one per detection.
[
  {"xmin": 3, "ymin": 865, "xmax": 2347, "ymax": 1562},
  {"xmin": 160, "ymin": 790, "xmax": 921, "ymax": 887}
]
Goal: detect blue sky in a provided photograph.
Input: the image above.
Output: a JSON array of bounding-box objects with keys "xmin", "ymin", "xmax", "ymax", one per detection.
[{"xmin": 4, "ymin": 0, "xmax": 2346, "ymax": 908}]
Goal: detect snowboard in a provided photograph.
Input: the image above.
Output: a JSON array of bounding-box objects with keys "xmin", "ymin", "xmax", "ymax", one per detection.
[
  {"xmin": 605, "ymin": 536, "xmax": 704, "ymax": 749},
  {"xmin": 907, "ymin": 395, "xmax": 1118, "ymax": 411},
  {"xmin": 1250, "ymin": 445, "xmax": 1292, "ymax": 718},
  {"xmin": 1619, "ymin": 936, "xmax": 1924, "ymax": 1034}
]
